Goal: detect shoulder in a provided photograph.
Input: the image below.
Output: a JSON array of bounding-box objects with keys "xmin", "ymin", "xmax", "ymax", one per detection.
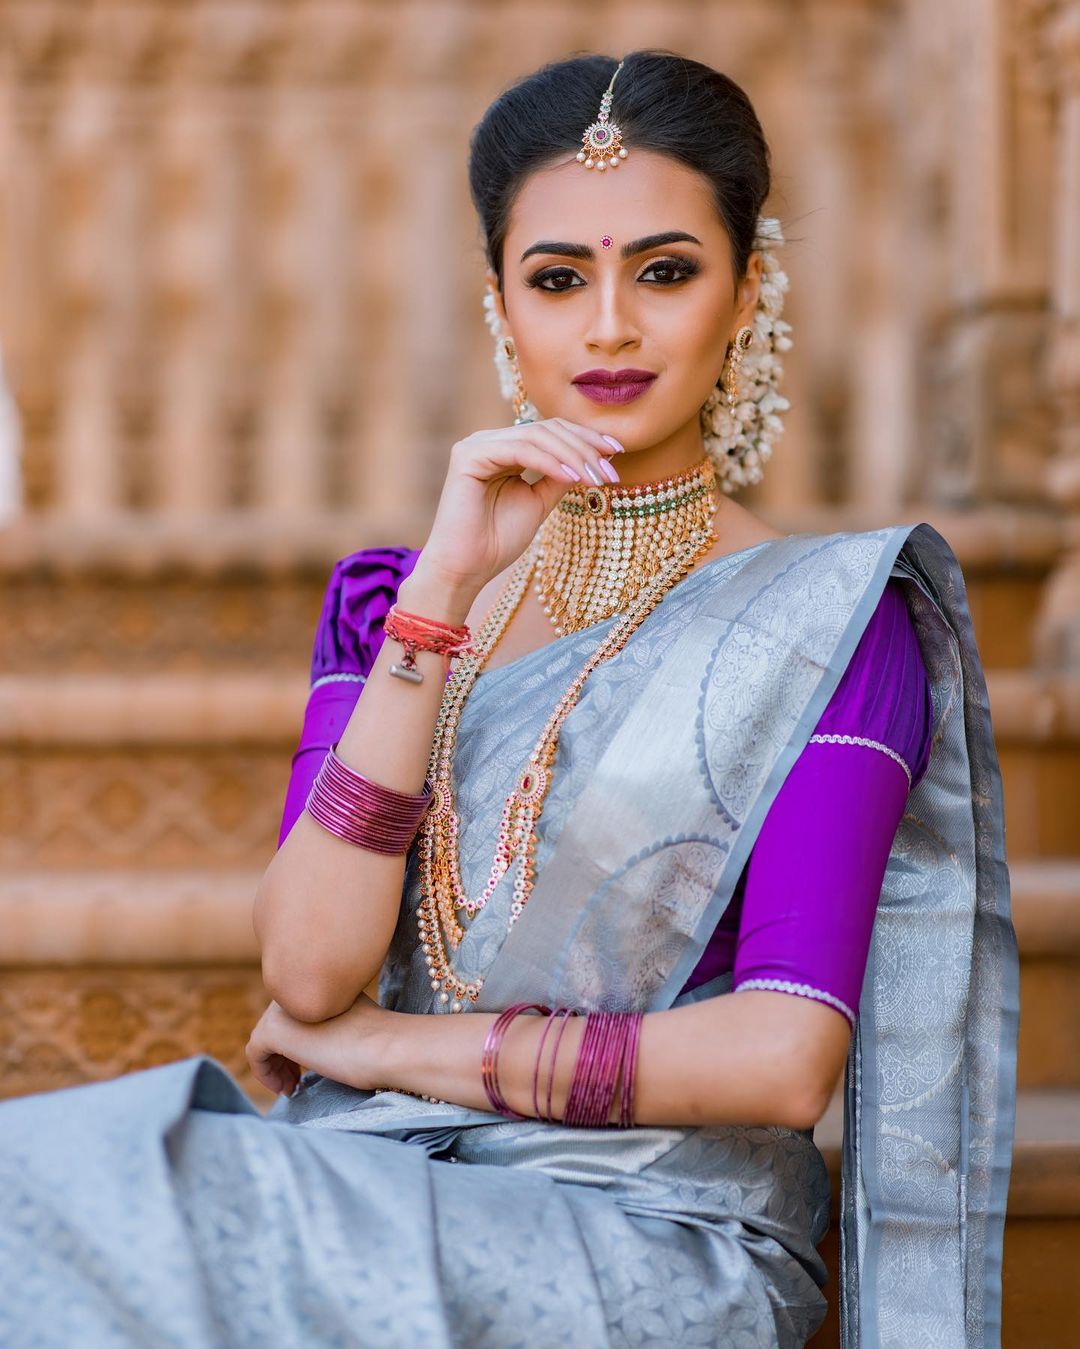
[
  {"xmin": 310, "ymin": 545, "xmax": 422, "ymax": 686},
  {"xmin": 811, "ymin": 578, "xmax": 934, "ymax": 788}
]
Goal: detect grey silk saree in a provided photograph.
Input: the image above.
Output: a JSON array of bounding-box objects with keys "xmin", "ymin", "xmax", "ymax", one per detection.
[{"xmin": 0, "ymin": 522, "xmax": 1017, "ymax": 1348}]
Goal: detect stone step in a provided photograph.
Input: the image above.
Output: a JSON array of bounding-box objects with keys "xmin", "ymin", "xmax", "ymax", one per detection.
[
  {"xmin": 1, "ymin": 853, "xmax": 1077, "ymax": 1094},
  {"xmin": 988, "ymin": 670, "xmax": 1080, "ymax": 858},
  {"xmin": 0, "ymin": 505, "xmax": 1070, "ymax": 673},
  {"xmin": 0, "ymin": 675, "xmax": 301, "ymax": 870},
  {"xmin": 0, "ymin": 869, "xmax": 269, "ymax": 1101},
  {"xmin": 3, "ymin": 667, "xmax": 1079, "ymax": 867},
  {"xmin": 1010, "ymin": 860, "xmax": 1080, "ymax": 1089},
  {"xmin": 0, "ymin": 512, "xmax": 390, "ymax": 677}
]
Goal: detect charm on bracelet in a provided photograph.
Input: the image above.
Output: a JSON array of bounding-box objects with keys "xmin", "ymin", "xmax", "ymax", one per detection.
[{"xmin": 389, "ymin": 654, "xmax": 425, "ymax": 684}]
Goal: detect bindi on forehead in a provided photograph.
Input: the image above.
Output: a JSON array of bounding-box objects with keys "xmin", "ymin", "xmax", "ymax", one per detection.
[{"xmin": 601, "ymin": 235, "xmax": 613, "ymax": 248}]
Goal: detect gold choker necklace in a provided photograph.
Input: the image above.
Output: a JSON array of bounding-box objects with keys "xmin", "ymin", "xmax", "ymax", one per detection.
[{"xmin": 533, "ymin": 453, "xmax": 719, "ymax": 634}]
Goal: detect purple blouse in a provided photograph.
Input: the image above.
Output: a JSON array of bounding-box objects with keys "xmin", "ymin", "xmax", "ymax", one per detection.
[{"xmin": 280, "ymin": 546, "xmax": 934, "ymax": 1029}]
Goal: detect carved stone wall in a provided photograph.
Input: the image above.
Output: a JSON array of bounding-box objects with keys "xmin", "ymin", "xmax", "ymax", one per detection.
[
  {"xmin": 0, "ymin": 965, "xmax": 272, "ymax": 1105},
  {"xmin": 0, "ymin": 0, "xmax": 947, "ymax": 525}
]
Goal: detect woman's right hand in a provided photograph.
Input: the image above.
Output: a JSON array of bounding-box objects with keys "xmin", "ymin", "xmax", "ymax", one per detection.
[{"xmin": 413, "ymin": 418, "xmax": 625, "ymax": 594}]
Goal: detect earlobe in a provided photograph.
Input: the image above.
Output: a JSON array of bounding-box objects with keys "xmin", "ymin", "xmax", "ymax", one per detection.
[
  {"xmin": 484, "ymin": 269, "xmax": 508, "ymax": 331},
  {"xmin": 739, "ymin": 250, "xmax": 764, "ymax": 314}
]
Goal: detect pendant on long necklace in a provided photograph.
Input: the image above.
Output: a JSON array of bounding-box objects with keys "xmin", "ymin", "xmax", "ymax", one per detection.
[{"xmin": 417, "ymin": 514, "xmax": 720, "ymax": 1013}]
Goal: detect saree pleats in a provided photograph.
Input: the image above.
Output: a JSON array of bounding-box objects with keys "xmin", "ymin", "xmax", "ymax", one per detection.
[{"xmin": 0, "ymin": 1054, "xmax": 813, "ymax": 1348}]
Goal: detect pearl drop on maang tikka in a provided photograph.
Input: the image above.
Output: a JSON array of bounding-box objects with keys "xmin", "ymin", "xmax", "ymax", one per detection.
[{"xmin": 576, "ymin": 60, "xmax": 629, "ymax": 171}]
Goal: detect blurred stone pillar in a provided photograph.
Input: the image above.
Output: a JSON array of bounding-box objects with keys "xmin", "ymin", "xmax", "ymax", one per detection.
[
  {"xmin": 921, "ymin": 0, "xmax": 1058, "ymax": 508},
  {"xmin": 747, "ymin": 31, "xmax": 824, "ymax": 515},
  {"xmin": 53, "ymin": 84, "xmax": 126, "ymax": 518},
  {"xmin": 1033, "ymin": 1, "xmax": 1080, "ymax": 667},
  {"xmin": 348, "ymin": 88, "xmax": 468, "ymax": 531},
  {"xmin": 768, "ymin": 1, "xmax": 902, "ymax": 513},
  {"xmin": 252, "ymin": 98, "xmax": 336, "ymax": 515},
  {"xmin": 152, "ymin": 100, "xmax": 231, "ymax": 515}
]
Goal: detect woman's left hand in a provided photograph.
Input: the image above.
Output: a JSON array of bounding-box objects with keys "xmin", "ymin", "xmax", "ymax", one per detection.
[{"xmin": 245, "ymin": 994, "xmax": 397, "ymax": 1098}]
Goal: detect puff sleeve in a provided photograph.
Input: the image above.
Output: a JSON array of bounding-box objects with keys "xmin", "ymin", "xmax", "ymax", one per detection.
[
  {"xmin": 277, "ymin": 545, "xmax": 422, "ymax": 848},
  {"xmin": 681, "ymin": 578, "xmax": 934, "ymax": 1028}
]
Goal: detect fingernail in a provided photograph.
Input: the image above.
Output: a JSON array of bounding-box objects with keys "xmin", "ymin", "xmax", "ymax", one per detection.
[
  {"xmin": 598, "ymin": 457, "xmax": 620, "ymax": 483},
  {"xmin": 584, "ymin": 462, "xmax": 603, "ymax": 486},
  {"xmin": 600, "ymin": 434, "xmax": 626, "ymax": 453},
  {"xmin": 559, "ymin": 462, "xmax": 583, "ymax": 481}
]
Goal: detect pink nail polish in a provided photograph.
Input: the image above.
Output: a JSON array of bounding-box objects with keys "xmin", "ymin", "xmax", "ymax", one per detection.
[
  {"xmin": 598, "ymin": 458, "xmax": 620, "ymax": 483},
  {"xmin": 600, "ymin": 434, "xmax": 626, "ymax": 453},
  {"xmin": 559, "ymin": 462, "xmax": 583, "ymax": 481}
]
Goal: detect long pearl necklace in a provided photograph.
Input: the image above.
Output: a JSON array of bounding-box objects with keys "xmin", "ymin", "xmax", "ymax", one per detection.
[{"xmin": 415, "ymin": 456, "xmax": 720, "ymax": 1012}]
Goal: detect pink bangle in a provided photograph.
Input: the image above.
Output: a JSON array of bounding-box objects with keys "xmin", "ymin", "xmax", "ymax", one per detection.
[
  {"xmin": 481, "ymin": 1002, "xmax": 552, "ymax": 1120},
  {"xmin": 618, "ymin": 1013, "xmax": 643, "ymax": 1128},
  {"xmin": 563, "ymin": 1011, "xmax": 643, "ymax": 1129},
  {"xmin": 564, "ymin": 1012, "xmax": 609, "ymax": 1127},
  {"xmin": 533, "ymin": 1007, "xmax": 583, "ymax": 1123},
  {"xmin": 304, "ymin": 743, "xmax": 434, "ymax": 855}
]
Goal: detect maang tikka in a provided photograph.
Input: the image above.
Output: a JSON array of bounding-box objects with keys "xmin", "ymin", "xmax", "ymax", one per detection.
[{"xmin": 576, "ymin": 60, "xmax": 628, "ymax": 171}]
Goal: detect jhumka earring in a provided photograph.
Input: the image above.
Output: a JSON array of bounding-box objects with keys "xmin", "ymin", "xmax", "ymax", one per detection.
[
  {"xmin": 720, "ymin": 325, "xmax": 755, "ymax": 408},
  {"xmin": 482, "ymin": 286, "xmax": 540, "ymax": 424},
  {"xmin": 576, "ymin": 61, "xmax": 629, "ymax": 171},
  {"xmin": 501, "ymin": 336, "xmax": 534, "ymax": 425}
]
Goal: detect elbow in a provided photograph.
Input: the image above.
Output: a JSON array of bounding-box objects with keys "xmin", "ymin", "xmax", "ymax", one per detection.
[
  {"xmin": 252, "ymin": 859, "xmax": 387, "ymax": 1023},
  {"xmin": 261, "ymin": 962, "xmax": 358, "ymax": 1024},
  {"xmin": 786, "ymin": 1054, "xmax": 846, "ymax": 1132},
  {"xmin": 257, "ymin": 910, "xmax": 380, "ymax": 1022},
  {"xmin": 761, "ymin": 1051, "xmax": 839, "ymax": 1133},
  {"xmin": 786, "ymin": 1080, "xmax": 832, "ymax": 1132},
  {"xmin": 252, "ymin": 870, "xmax": 354, "ymax": 1023}
]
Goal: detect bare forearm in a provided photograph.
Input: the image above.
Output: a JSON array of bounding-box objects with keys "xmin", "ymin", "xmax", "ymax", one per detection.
[
  {"xmin": 254, "ymin": 562, "xmax": 479, "ymax": 1022},
  {"xmin": 384, "ymin": 993, "xmax": 822, "ymax": 1131}
]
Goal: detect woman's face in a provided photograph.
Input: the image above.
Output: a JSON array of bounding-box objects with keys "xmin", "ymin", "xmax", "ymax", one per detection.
[{"xmin": 487, "ymin": 148, "xmax": 762, "ymax": 458}]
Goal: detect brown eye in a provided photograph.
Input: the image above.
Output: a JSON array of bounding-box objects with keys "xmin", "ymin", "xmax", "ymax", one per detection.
[
  {"xmin": 527, "ymin": 268, "xmax": 584, "ymax": 292},
  {"xmin": 639, "ymin": 257, "xmax": 700, "ymax": 284}
]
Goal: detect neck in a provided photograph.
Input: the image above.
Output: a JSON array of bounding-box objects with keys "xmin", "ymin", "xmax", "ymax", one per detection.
[{"xmin": 600, "ymin": 417, "xmax": 708, "ymax": 487}]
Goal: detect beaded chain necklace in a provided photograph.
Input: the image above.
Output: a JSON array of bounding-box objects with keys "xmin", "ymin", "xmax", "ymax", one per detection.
[{"xmin": 416, "ymin": 455, "xmax": 720, "ymax": 1012}]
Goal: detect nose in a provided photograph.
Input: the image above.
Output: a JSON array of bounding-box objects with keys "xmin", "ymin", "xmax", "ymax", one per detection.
[{"xmin": 582, "ymin": 274, "xmax": 642, "ymax": 354}]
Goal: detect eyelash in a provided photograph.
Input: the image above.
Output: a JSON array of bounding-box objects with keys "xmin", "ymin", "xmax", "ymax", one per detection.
[{"xmin": 525, "ymin": 255, "xmax": 701, "ymax": 292}]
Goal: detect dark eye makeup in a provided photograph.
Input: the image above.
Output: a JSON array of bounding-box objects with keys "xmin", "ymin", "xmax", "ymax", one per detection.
[{"xmin": 524, "ymin": 254, "xmax": 701, "ymax": 292}]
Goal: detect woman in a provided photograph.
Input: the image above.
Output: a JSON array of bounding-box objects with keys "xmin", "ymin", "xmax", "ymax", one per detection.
[{"xmin": 0, "ymin": 51, "xmax": 1017, "ymax": 1349}]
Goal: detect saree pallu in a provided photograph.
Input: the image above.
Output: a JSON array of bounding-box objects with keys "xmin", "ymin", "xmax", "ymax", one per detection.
[{"xmin": 0, "ymin": 522, "xmax": 1017, "ymax": 1349}]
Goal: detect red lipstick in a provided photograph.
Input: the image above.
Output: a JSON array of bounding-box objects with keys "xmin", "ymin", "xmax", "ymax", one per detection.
[{"xmin": 572, "ymin": 367, "xmax": 658, "ymax": 406}]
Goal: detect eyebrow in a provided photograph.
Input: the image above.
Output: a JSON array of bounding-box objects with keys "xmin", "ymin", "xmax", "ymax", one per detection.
[{"xmin": 518, "ymin": 231, "xmax": 703, "ymax": 264}]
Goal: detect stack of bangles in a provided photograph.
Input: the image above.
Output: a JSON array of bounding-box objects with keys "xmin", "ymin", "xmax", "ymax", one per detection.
[
  {"xmin": 303, "ymin": 602, "xmax": 473, "ymax": 852},
  {"xmin": 481, "ymin": 1002, "xmax": 644, "ymax": 1128},
  {"xmin": 305, "ymin": 744, "xmax": 434, "ymax": 854}
]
